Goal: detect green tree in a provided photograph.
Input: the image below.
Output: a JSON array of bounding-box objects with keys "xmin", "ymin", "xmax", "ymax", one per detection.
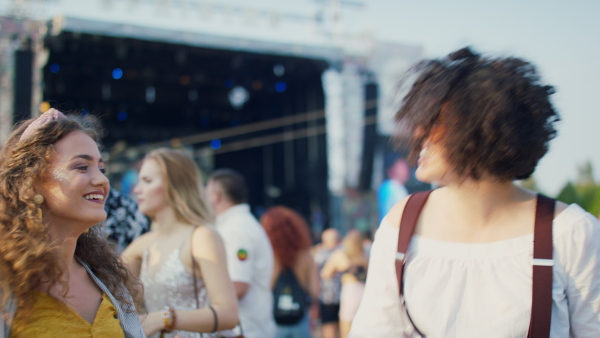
[
  {"xmin": 557, "ymin": 181, "xmax": 580, "ymax": 205},
  {"xmin": 555, "ymin": 161, "xmax": 600, "ymax": 215}
]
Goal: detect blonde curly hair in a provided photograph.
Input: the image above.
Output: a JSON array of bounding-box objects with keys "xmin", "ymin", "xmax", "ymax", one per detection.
[{"xmin": 0, "ymin": 115, "xmax": 138, "ymax": 322}]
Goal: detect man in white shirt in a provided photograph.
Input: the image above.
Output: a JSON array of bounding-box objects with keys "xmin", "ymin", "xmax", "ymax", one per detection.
[{"xmin": 206, "ymin": 169, "xmax": 276, "ymax": 338}]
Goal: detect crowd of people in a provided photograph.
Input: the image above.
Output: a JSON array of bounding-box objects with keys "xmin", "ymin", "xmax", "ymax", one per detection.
[{"xmin": 1, "ymin": 46, "xmax": 599, "ymax": 338}]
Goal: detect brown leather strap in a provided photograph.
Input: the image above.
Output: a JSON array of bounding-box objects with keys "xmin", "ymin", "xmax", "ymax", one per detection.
[
  {"xmin": 395, "ymin": 190, "xmax": 433, "ymax": 295},
  {"xmin": 395, "ymin": 192, "xmax": 555, "ymax": 338},
  {"xmin": 191, "ymin": 229, "xmax": 201, "ymax": 310},
  {"xmin": 528, "ymin": 194, "xmax": 555, "ymax": 338}
]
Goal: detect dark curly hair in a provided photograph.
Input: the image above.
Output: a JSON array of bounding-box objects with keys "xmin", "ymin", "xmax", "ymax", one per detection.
[
  {"xmin": 260, "ymin": 206, "xmax": 312, "ymax": 269},
  {"xmin": 395, "ymin": 47, "xmax": 560, "ymax": 181},
  {"xmin": 0, "ymin": 114, "xmax": 139, "ymax": 324}
]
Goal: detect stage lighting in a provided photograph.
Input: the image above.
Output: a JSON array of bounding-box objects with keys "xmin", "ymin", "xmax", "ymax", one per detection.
[
  {"xmin": 275, "ymin": 81, "xmax": 287, "ymax": 92},
  {"xmin": 228, "ymin": 85, "xmax": 249, "ymax": 110},
  {"xmin": 146, "ymin": 86, "xmax": 156, "ymax": 103},
  {"xmin": 118, "ymin": 111, "xmax": 128, "ymax": 121},
  {"xmin": 273, "ymin": 64, "xmax": 285, "ymax": 77},
  {"xmin": 112, "ymin": 68, "xmax": 123, "ymax": 79},
  {"xmin": 49, "ymin": 63, "xmax": 60, "ymax": 74},
  {"xmin": 210, "ymin": 139, "xmax": 222, "ymax": 150}
]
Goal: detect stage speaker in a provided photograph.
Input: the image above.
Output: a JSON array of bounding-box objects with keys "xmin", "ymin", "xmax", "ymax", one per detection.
[
  {"xmin": 13, "ymin": 49, "xmax": 34, "ymax": 123},
  {"xmin": 358, "ymin": 82, "xmax": 378, "ymax": 191}
]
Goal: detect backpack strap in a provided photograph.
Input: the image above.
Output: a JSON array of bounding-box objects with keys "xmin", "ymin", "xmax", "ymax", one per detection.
[
  {"xmin": 395, "ymin": 192, "xmax": 555, "ymax": 338},
  {"xmin": 395, "ymin": 190, "xmax": 433, "ymax": 295},
  {"xmin": 528, "ymin": 194, "xmax": 555, "ymax": 338}
]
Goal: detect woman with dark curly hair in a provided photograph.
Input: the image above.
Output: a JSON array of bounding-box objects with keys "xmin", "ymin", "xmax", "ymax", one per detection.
[
  {"xmin": 350, "ymin": 48, "xmax": 600, "ymax": 337},
  {"xmin": 0, "ymin": 109, "xmax": 144, "ymax": 337},
  {"xmin": 260, "ymin": 206, "xmax": 319, "ymax": 338}
]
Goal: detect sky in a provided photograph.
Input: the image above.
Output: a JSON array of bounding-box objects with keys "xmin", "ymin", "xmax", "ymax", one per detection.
[{"xmin": 1, "ymin": 0, "xmax": 598, "ymax": 195}]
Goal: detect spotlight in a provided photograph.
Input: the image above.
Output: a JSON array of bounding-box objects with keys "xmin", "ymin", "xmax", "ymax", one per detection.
[
  {"xmin": 275, "ymin": 81, "xmax": 287, "ymax": 93},
  {"xmin": 112, "ymin": 68, "xmax": 123, "ymax": 80},
  {"xmin": 273, "ymin": 64, "xmax": 285, "ymax": 77},
  {"xmin": 117, "ymin": 111, "xmax": 127, "ymax": 121},
  {"xmin": 210, "ymin": 139, "xmax": 222, "ymax": 150},
  {"xmin": 228, "ymin": 86, "xmax": 249, "ymax": 110},
  {"xmin": 49, "ymin": 63, "xmax": 60, "ymax": 74},
  {"xmin": 146, "ymin": 86, "xmax": 156, "ymax": 103}
]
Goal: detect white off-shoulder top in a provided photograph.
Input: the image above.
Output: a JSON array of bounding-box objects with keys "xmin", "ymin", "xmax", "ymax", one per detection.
[{"xmin": 349, "ymin": 204, "xmax": 600, "ymax": 338}]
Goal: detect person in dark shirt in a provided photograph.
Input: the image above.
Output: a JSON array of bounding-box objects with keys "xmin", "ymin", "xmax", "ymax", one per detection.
[{"xmin": 103, "ymin": 188, "xmax": 150, "ymax": 253}]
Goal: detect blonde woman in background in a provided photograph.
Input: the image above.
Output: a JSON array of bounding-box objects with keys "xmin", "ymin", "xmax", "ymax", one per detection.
[
  {"xmin": 122, "ymin": 148, "xmax": 238, "ymax": 337},
  {"xmin": 321, "ymin": 230, "xmax": 368, "ymax": 338}
]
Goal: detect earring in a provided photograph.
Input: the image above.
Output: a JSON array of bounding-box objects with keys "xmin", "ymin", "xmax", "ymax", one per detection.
[
  {"xmin": 33, "ymin": 194, "xmax": 44, "ymax": 221},
  {"xmin": 33, "ymin": 194, "xmax": 44, "ymax": 205}
]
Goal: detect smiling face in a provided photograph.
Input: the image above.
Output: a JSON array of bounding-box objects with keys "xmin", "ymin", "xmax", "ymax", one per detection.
[
  {"xmin": 133, "ymin": 159, "xmax": 168, "ymax": 218},
  {"xmin": 37, "ymin": 131, "xmax": 109, "ymax": 230}
]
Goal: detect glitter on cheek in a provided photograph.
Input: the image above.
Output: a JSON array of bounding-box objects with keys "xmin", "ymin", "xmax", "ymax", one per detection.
[{"xmin": 53, "ymin": 169, "xmax": 71, "ymax": 182}]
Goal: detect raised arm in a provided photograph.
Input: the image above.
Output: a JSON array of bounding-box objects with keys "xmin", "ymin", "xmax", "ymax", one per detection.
[{"xmin": 320, "ymin": 249, "xmax": 344, "ymax": 280}]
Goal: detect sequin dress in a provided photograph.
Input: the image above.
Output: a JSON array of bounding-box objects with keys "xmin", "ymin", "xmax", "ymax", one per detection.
[{"xmin": 141, "ymin": 246, "xmax": 216, "ymax": 338}]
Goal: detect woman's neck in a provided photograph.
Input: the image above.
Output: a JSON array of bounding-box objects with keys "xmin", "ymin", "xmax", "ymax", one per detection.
[
  {"xmin": 152, "ymin": 207, "xmax": 190, "ymax": 235},
  {"xmin": 45, "ymin": 223, "xmax": 82, "ymax": 267},
  {"xmin": 441, "ymin": 180, "xmax": 535, "ymax": 229}
]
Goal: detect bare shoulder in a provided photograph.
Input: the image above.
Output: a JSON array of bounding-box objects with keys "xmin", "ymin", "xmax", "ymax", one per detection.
[
  {"xmin": 191, "ymin": 225, "xmax": 225, "ymax": 255},
  {"xmin": 323, "ymin": 248, "xmax": 343, "ymax": 266},
  {"xmin": 192, "ymin": 224, "xmax": 221, "ymax": 242},
  {"xmin": 382, "ymin": 195, "xmax": 412, "ymax": 229}
]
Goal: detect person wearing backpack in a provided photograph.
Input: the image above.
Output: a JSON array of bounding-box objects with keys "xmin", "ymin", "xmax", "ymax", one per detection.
[
  {"xmin": 260, "ymin": 206, "xmax": 320, "ymax": 338},
  {"xmin": 349, "ymin": 47, "xmax": 600, "ymax": 337}
]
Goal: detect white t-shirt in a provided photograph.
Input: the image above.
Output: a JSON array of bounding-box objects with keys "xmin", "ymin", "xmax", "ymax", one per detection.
[
  {"xmin": 350, "ymin": 204, "xmax": 600, "ymax": 338},
  {"xmin": 216, "ymin": 204, "xmax": 276, "ymax": 338}
]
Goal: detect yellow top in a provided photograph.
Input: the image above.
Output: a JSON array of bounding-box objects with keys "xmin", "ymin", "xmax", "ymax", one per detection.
[{"xmin": 10, "ymin": 292, "xmax": 124, "ymax": 338}]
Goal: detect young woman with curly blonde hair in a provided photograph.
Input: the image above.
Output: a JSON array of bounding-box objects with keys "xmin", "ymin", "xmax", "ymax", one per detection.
[{"xmin": 0, "ymin": 109, "xmax": 144, "ymax": 337}]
